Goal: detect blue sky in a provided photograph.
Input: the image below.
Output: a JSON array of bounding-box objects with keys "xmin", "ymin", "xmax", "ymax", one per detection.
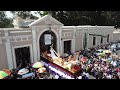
[{"xmin": 6, "ymin": 11, "xmax": 41, "ymax": 18}]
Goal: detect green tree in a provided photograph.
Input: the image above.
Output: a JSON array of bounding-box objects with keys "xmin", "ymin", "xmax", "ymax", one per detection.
[
  {"xmin": 11, "ymin": 11, "xmax": 38, "ymax": 19},
  {"xmin": 37, "ymin": 11, "xmax": 49, "ymax": 17},
  {"xmin": 111, "ymin": 11, "xmax": 120, "ymax": 27},
  {"xmin": 2, "ymin": 11, "xmax": 120, "ymax": 28},
  {"xmin": 41, "ymin": 11, "xmax": 116, "ymax": 26},
  {"xmin": 0, "ymin": 11, "xmax": 14, "ymax": 28},
  {"xmin": 104, "ymin": 11, "xmax": 112, "ymax": 25}
]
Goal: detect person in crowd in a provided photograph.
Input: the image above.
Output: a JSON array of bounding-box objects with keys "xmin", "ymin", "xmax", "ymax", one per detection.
[
  {"xmin": 85, "ymin": 71, "xmax": 89, "ymax": 79},
  {"xmin": 3, "ymin": 41, "xmax": 120, "ymax": 79}
]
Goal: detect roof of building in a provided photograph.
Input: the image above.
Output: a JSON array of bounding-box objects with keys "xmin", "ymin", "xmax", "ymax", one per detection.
[
  {"xmin": 28, "ymin": 14, "xmax": 64, "ymax": 26},
  {"xmin": 19, "ymin": 21, "xmax": 34, "ymax": 27}
]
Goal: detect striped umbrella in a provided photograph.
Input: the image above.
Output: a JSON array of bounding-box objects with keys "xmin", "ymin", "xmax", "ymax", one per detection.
[
  {"xmin": 2, "ymin": 69, "xmax": 11, "ymax": 75},
  {"xmin": 0, "ymin": 71, "xmax": 9, "ymax": 79},
  {"xmin": 18, "ymin": 68, "xmax": 29, "ymax": 75}
]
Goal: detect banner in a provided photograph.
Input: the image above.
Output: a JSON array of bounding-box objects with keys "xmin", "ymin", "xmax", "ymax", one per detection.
[{"xmin": 44, "ymin": 34, "xmax": 51, "ymax": 45}]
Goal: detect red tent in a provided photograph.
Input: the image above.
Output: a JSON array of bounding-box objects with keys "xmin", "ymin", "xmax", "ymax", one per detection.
[{"xmin": 80, "ymin": 57, "xmax": 87, "ymax": 63}]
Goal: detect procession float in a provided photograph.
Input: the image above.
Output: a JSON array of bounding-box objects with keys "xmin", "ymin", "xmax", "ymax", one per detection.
[{"xmin": 40, "ymin": 45, "xmax": 82, "ymax": 79}]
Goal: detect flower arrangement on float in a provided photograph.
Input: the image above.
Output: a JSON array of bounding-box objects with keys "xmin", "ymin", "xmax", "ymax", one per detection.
[
  {"xmin": 40, "ymin": 44, "xmax": 82, "ymax": 79},
  {"xmin": 37, "ymin": 67, "xmax": 46, "ymax": 73}
]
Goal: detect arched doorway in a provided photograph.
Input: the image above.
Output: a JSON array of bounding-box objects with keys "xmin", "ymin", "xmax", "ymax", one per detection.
[{"xmin": 39, "ymin": 30, "xmax": 57, "ymax": 55}]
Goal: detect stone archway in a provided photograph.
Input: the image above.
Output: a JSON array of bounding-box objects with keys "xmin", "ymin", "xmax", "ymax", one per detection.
[
  {"xmin": 37, "ymin": 28, "xmax": 60, "ymax": 60},
  {"xmin": 39, "ymin": 30, "xmax": 57, "ymax": 55}
]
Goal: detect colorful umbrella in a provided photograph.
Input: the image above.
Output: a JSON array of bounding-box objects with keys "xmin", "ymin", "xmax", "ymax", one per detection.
[
  {"xmin": 103, "ymin": 50, "xmax": 111, "ymax": 54},
  {"xmin": 22, "ymin": 73, "xmax": 34, "ymax": 79},
  {"xmin": 80, "ymin": 57, "xmax": 87, "ymax": 63},
  {"xmin": 108, "ymin": 57, "xmax": 112, "ymax": 61},
  {"xmin": 18, "ymin": 68, "xmax": 29, "ymax": 75},
  {"xmin": 38, "ymin": 67, "xmax": 46, "ymax": 73},
  {"xmin": 2, "ymin": 69, "xmax": 11, "ymax": 75},
  {"xmin": 0, "ymin": 71, "xmax": 9, "ymax": 79},
  {"xmin": 32, "ymin": 62, "xmax": 44, "ymax": 68},
  {"xmin": 102, "ymin": 59, "xmax": 107, "ymax": 61}
]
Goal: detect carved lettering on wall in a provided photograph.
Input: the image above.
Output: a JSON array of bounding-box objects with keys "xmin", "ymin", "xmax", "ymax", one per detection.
[
  {"xmin": 63, "ymin": 32, "xmax": 73, "ymax": 37},
  {"xmin": 75, "ymin": 32, "xmax": 81, "ymax": 36},
  {"xmin": 16, "ymin": 38, "xmax": 21, "ymax": 41},
  {"xmin": 7, "ymin": 35, "xmax": 32, "ymax": 42},
  {"xmin": 10, "ymin": 39, "xmax": 15, "ymax": 42},
  {"xmin": 28, "ymin": 36, "xmax": 32, "ymax": 40},
  {"xmin": 22, "ymin": 38, "xmax": 27, "ymax": 41}
]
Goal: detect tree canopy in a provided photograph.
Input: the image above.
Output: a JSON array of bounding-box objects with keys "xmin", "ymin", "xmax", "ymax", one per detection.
[
  {"xmin": 39, "ymin": 11, "xmax": 120, "ymax": 27},
  {"xmin": 40, "ymin": 11, "xmax": 111, "ymax": 25},
  {"xmin": 0, "ymin": 11, "xmax": 120, "ymax": 28},
  {"xmin": 11, "ymin": 11, "xmax": 39, "ymax": 19},
  {"xmin": 0, "ymin": 11, "xmax": 14, "ymax": 28}
]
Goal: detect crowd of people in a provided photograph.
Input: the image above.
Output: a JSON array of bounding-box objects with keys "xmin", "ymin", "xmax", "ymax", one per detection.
[
  {"xmin": 3, "ymin": 62, "xmax": 52, "ymax": 79},
  {"xmin": 2, "ymin": 41, "xmax": 120, "ymax": 79},
  {"xmin": 63, "ymin": 41, "xmax": 120, "ymax": 79}
]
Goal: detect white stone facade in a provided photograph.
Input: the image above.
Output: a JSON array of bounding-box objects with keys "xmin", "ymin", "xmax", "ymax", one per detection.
[{"xmin": 0, "ymin": 15, "xmax": 117, "ymax": 70}]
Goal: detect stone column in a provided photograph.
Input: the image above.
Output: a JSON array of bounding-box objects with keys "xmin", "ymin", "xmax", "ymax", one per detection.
[
  {"xmin": 62, "ymin": 40, "xmax": 64, "ymax": 56},
  {"xmin": 86, "ymin": 30, "xmax": 89, "ymax": 49},
  {"xmin": 59, "ymin": 27, "xmax": 62, "ymax": 55},
  {"xmin": 111, "ymin": 31, "xmax": 113, "ymax": 42},
  {"xmin": 30, "ymin": 44, "xmax": 34, "ymax": 63},
  {"xmin": 109, "ymin": 32, "xmax": 113, "ymax": 42},
  {"xmin": 81, "ymin": 28, "xmax": 84, "ymax": 50},
  {"xmin": 5, "ymin": 30, "xmax": 14, "ymax": 70},
  {"xmin": 103, "ymin": 31, "xmax": 107, "ymax": 44},
  {"xmin": 72, "ymin": 27, "xmax": 76, "ymax": 53},
  {"xmin": 100, "ymin": 31, "xmax": 102, "ymax": 45},
  {"xmin": 32, "ymin": 27, "xmax": 38, "ymax": 62},
  {"xmin": 57, "ymin": 36, "xmax": 60, "ymax": 54}
]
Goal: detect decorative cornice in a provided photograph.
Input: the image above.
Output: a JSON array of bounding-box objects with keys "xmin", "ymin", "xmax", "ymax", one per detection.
[
  {"xmin": 0, "ymin": 35, "xmax": 32, "ymax": 43},
  {"xmin": 10, "ymin": 30, "xmax": 31, "ymax": 33}
]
